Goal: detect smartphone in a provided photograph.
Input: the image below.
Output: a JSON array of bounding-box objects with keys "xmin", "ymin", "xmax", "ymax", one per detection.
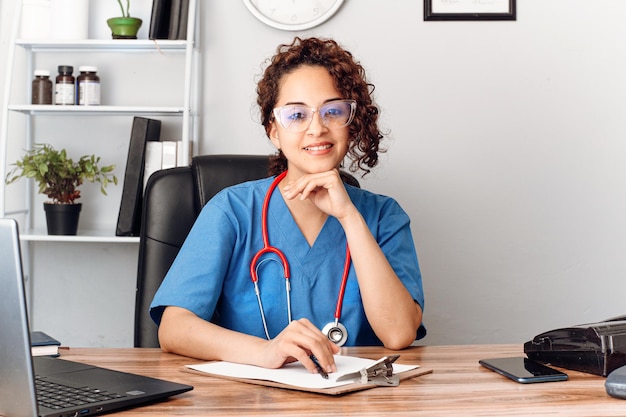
[{"xmin": 479, "ymin": 357, "xmax": 568, "ymax": 384}]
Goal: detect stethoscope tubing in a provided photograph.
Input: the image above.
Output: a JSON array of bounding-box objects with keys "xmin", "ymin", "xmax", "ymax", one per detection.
[
  {"xmin": 250, "ymin": 171, "xmax": 351, "ymax": 344},
  {"xmin": 249, "ymin": 171, "xmax": 290, "ymax": 284},
  {"xmin": 335, "ymin": 244, "xmax": 351, "ymax": 321}
]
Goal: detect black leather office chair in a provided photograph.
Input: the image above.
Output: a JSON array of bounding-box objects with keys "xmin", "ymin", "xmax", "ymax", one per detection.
[
  {"xmin": 134, "ymin": 155, "xmax": 270, "ymax": 347},
  {"xmin": 134, "ymin": 154, "xmax": 359, "ymax": 348}
]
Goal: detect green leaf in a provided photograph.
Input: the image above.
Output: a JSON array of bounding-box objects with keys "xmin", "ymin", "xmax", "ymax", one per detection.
[{"xmin": 4, "ymin": 143, "xmax": 118, "ymax": 203}]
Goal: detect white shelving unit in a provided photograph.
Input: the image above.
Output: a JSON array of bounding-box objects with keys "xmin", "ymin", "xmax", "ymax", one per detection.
[
  {"xmin": 1, "ymin": 0, "xmax": 200, "ymax": 243},
  {"xmin": 0, "ymin": 0, "xmax": 200, "ymax": 346}
]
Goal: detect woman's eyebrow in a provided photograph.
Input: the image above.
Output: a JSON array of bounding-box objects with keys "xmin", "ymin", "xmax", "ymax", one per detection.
[{"xmin": 282, "ymin": 98, "xmax": 344, "ymax": 106}]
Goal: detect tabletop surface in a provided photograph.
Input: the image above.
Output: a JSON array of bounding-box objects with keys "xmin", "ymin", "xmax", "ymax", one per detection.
[{"xmin": 29, "ymin": 344, "xmax": 626, "ymax": 416}]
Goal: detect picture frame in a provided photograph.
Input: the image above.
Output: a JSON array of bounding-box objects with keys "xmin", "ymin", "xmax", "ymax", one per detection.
[{"xmin": 424, "ymin": 0, "xmax": 516, "ymax": 21}]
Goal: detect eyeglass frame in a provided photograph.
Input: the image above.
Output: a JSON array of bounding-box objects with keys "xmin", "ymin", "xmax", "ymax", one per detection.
[{"xmin": 272, "ymin": 99, "xmax": 357, "ymax": 132}]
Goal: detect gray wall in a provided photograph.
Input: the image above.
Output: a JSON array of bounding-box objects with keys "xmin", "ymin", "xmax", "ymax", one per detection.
[{"xmin": 1, "ymin": 0, "xmax": 626, "ymax": 347}]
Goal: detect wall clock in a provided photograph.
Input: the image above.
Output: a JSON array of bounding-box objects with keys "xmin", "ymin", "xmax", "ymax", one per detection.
[{"xmin": 242, "ymin": 0, "xmax": 344, "ymax": 31}]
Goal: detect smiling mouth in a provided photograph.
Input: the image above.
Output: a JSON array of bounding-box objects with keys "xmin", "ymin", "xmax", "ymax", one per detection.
[{"xmin": 304, "ymin": 144, "xmax": 333, "ymax": 151}]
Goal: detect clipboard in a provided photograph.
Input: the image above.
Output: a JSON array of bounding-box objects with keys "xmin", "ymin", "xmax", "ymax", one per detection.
[{"xmin": 182, "ymin": 355, "xmax": 433, "ymax": 396}]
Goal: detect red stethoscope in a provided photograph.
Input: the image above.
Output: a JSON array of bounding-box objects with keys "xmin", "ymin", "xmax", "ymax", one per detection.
[{"xmin": 250, "ymin": 171, "xmax": 351, "ymax": 346}]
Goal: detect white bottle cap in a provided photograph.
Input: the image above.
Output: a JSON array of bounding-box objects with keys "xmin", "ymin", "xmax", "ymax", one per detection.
[
  {"xmin": 34, "ymin": 69, "xmax": 50, "ymax": 77},
  {"xmin": 78, "ymin": 66, "xmax": 98, "ymax": 72}
]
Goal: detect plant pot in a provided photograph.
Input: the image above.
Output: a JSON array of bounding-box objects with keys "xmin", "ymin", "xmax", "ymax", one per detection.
[
  {"xmin": 106, "ymin": 17, "xmax": 142, "ymax": 39},
  {"xmin": 43, "ymin": 202, "xmax": 82, "ymax": 235}
]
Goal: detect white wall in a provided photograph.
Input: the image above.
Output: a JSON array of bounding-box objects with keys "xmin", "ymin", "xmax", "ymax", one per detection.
[{"xmin": 2, "ymin": 0, "xmax": 626, "ymax": 347}]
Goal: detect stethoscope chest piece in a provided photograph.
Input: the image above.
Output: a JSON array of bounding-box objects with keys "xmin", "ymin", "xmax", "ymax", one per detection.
[{"xmin": 322, "ymin": 321, "xmax": 348, "ymax": 347}]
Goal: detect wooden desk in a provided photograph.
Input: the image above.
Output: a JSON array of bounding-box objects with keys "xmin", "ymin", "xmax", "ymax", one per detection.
[{"xmin": 57, "ymin": 345, "xmax": 624, "ymax": 416}]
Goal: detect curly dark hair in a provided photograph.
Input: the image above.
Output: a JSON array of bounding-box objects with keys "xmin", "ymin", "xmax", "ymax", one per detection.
[{"xmin": 256, "ymin": 37, "xmax": 384, "ymax": 177}]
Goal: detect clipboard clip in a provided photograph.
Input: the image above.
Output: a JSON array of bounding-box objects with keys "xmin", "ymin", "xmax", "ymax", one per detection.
[{"xmin": 335, "ymin": 354, "xmax": 401, "ymax": 386}]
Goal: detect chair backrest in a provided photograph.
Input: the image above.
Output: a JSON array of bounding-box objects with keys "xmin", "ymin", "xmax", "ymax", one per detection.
[
  {"xmin": 134, "ymin": 154, "xmax": 360, "ymax": 347},
  {"xmin": 134, "ymin": 155, "xmax": 270, "ymax": 347}
]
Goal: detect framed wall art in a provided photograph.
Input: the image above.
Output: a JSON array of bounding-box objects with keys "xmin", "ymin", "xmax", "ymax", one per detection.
[{"xmin": 424, "ymin": 0, "xmax": 516, "ymax": 21}]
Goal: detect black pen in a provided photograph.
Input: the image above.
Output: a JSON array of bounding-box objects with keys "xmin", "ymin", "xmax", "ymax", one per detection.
[{"xmin": 309, "ymin": 355, "xmax": 329, "ymax": 379}]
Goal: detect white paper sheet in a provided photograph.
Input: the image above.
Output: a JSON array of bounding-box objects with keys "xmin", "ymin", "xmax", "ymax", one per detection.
[{"xmin": 186, "ymin": 355, "xmax": 419, "ymax": 389}]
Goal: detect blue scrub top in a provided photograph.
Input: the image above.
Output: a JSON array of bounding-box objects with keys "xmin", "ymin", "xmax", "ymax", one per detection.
[{"xmin": 150, "ymin": 177, "xmax": 425, "ymax": 346}]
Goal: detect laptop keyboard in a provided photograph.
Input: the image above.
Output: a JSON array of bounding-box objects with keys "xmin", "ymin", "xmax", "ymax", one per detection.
[{"xmin": 35, "ymin": 376, "xmax": 127, "ymax": 410}]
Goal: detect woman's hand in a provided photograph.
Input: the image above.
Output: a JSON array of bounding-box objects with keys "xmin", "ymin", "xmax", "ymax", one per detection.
[
  {"xmin": 160, "ymin": 308, "xmax": 339, "ymax": 373},
  {"xmin": 282, "ymin": 169, "xmax": 356, "ymax": 220},
  {"xmin": 282, "ymin": 170, "xmax": 422, "ymax": 350},
  {"xmin": 259, "ymin": 318, "xmax": 340, "ymax": 374}
]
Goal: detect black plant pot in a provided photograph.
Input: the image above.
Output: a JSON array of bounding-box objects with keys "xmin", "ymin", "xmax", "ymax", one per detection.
[{"xmin": 43, "ymin": 203, "xmax": 82, "ymax": 235}]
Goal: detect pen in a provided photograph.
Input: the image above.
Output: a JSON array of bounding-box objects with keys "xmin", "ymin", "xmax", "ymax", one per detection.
[{"xmin": 309, "ymin": 355, "xmax": 329, "ymax": 379}]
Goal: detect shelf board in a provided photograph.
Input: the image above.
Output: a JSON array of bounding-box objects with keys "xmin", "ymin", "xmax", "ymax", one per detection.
[
  {"xmin": 8, "ymin": 104, "xmax": 184, "ymax": 116},
  {"xmin": 20, "ymin": 229, "xmax": 139, "ymax": 243},
  {"xmin": 16, "ymin": 39, "xmax": 188, "ymax": 52}
]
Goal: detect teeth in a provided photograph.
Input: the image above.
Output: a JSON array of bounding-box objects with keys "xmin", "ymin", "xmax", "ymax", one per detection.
[{"xmin": 304, "ymin": 144, "xmax": 332, "ymax": 151}]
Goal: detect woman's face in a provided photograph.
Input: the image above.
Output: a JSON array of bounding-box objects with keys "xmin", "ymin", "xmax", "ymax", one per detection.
[{"xmin": 269, "ymin": 65, "xmax": 351, "ymax": 178}]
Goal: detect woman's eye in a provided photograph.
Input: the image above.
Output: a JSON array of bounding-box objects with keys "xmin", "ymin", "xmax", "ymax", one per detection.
[
  {"xmin": 323, "ymin": 107, "xmax": 343, "ymax": 118},
  {"xmin": 288, "ymin": 109, "xmax": 308, "ymax": 121}
]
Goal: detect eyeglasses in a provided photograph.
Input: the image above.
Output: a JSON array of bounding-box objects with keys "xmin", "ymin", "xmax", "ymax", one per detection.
[{"xmin": 272, "ymin": 99, "xmax": 357, "ymax": 132}]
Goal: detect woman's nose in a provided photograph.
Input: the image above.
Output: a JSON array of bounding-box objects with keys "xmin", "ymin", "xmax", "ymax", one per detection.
[{"xmin": 306, "ymin": 110, "xmax": 327, "ymax": 134}]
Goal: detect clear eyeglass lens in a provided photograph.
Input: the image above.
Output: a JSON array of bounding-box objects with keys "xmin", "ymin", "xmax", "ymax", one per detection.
[{"xmin": 274, "ymin": 100, "xmax": 355, "ymax": 132}]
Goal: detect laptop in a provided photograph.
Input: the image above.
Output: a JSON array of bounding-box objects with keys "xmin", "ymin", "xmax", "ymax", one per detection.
[{"xmin": 0, "ymin": 218, "xmax": 193, "ymax": 417}]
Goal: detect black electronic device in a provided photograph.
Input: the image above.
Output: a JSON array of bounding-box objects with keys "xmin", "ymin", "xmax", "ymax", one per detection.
[
  {"xmin": 479, "ymin": 357, "xmax": 568, "ymax": 384},
  {"xmin": 524, "ymin": 315, "xmax": 626, "ymax": 376}
]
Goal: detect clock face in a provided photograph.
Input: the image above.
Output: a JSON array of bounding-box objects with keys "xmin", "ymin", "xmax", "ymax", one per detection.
[{"xmin": 242, "ymin": 0, "xmax": 344, "ymax": 31}]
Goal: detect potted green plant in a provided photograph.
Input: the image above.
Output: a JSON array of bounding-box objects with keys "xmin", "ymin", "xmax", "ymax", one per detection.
[
  {"xmin": 5, "ymin": 144, "xmax": 118, "ymax": 235},
  {"xmin": 107, "ymin": 0, "xmax": 142, "ymax": 39}
]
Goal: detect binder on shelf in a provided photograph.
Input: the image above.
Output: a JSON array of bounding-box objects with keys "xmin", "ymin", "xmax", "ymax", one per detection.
[
  {"xmin": 150, "ymin": 0, "xmax": 188, "ymax": 40},
  {"xmin": 168, "ymin": 0, "xmax": 182, "ymax": 40},
  {"xmin": 176, "ymin": 0, "xmax": 190, "ymax": 40},
  {"xmin": 168, "ymin": 0, "xmax": 190, "ymax": 40},
  {"xmin": 148, "ymin": 0, "xmax": 189, "ymax": 40},
  {"xmin": 116, "ymin": 117, "xmax": 161, "ymax": 237},
  {"xmin": 149, "ymin": 0, "xmax": 172, "ymax": 40}
]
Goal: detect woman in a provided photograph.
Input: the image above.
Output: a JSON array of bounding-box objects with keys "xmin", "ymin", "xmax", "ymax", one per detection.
[{"xmin": 150, "ymin": 37, "xmax": 425, "ymax": 376}]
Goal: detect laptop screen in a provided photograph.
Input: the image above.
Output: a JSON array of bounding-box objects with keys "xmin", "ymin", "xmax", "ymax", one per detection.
[{"xmin": 0, "ymin": 218, "xmax": 39, "ymax": 417}]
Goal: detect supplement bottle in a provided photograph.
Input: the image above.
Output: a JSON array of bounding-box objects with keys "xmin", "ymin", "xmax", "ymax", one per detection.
[
  {"xmin": 32, "ymin": 70, "xmax": 52, "ymax": 104},
  {"xmin": 55, "ymin": 65, "xmax": 75, "ymax": 105},
  {"xmin": 77, "ymin": 66, "xmax": 101, "ymax": 105}
]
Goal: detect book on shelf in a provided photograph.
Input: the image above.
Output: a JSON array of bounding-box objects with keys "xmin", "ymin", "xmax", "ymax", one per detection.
[
  {"xmin": 116, "ymin": 117, "xmax": 162, "ymax": 237},
  {"xmin": 31, "ymin": 331, "xmax": 61, "ymax": 357},
  {"xmin": 143, "ymin": 140, "xmax": 186, "ymax": 192},
  {"xmin": 176, "ymin": 141, "xmax": 189, "ymax": 167},
  {"xmin": 161, "ymin": 140, "xmax": 178, "ymax": 169},
  {"xmin": 143, "ymin": 141, "xmax": 163, "ymax": 192}
]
